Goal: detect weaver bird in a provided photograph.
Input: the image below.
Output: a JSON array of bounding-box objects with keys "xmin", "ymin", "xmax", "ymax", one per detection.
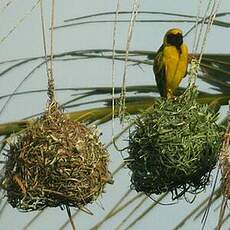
[{"xmin": 153, "ymin": 28, "xmax": 188, "ymax": 98}]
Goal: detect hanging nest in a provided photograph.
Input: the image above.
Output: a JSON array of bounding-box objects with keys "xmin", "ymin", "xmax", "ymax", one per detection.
[
  {"xmin": 2, "ymin": 102, "xmax": 111, "ymax": 211},
  {"xmin": 126, "ymin": 86, "xmax": 223, "ymax": 199}
]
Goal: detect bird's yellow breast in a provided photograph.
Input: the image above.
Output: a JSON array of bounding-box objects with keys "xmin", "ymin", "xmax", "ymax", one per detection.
[{"xmin": 162, "ymin": 44, "xmax": 188, "ymax": 97}]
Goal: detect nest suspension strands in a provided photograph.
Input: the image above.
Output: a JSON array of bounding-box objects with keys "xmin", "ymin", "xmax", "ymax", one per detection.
[
  {"xmin": 2, "ymin": 1, "xmax": 111, "ymax": 211},
  {"xmin": 126, "ymin": 56, "xmax": 223, "ymax": 200}
]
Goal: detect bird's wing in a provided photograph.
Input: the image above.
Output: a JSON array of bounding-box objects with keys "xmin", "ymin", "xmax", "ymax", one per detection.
[
  {"xmin": 153, "ymin": 45, "xmax": 166, "ymax": 97},
  {"xmin": 182, "ymin": 44, "xmax": 189, "ymax": 78}
]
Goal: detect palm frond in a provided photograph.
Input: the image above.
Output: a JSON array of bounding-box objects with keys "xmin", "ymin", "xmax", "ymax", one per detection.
[{"xmin": 52, "ymin": 11, "xmax": 230, "ymax": 30}]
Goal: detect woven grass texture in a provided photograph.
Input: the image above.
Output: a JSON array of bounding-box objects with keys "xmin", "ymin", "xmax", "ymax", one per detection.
[
  {"xmin": 3, "ymin": 103, "xmax": 111, "ymax": 211},
  {"xmin": 127, "ymin": 87, "xmax": 223, "ymax": 199}
]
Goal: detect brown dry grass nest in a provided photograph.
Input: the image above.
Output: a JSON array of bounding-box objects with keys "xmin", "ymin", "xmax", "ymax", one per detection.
[{"xmin": 3, "ymin": 103, "xmax": 111, "ymax": 211}]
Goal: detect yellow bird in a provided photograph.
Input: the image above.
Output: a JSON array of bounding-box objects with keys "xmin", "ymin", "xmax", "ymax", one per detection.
[{"xmin": 153, "ymin": 28, "xmax": 188, "ymax": 98}]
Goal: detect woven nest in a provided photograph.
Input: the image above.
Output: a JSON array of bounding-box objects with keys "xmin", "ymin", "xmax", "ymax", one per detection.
[
  {"xmin": 127, "ymin": 87, "xmax": 223, "ymax": 199},
  {"xmin": 3, "ymin": 103, "xmax": 111, "ymax": 211}
]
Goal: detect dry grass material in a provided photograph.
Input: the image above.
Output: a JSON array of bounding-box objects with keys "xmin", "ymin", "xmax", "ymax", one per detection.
[
  {"xmin": 3, "ymin": 102, "xmax": 111, "ymax": 211},
  {"xmin": 126, "ymin": 86, "xmax": 223, "ymax": 200},
  {"xmin": 216, "ymin": 109, "xmax": 230, "ymax": 229},
  {"xmin": 219, "ymin": 111, "xmax": 230, "ymax": 198}
]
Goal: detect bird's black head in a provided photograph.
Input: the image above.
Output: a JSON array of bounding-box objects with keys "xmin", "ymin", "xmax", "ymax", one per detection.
[{"xmin": 166, "ymin": 32, "xmax": 183, "ymax": 49}]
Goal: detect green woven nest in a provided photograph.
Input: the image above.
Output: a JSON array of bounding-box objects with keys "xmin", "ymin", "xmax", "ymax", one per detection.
[
  {"xmin": 3, "ymin": 105, "xmax": 111, "ymax": 211},
  {"xmin": 127, "ymin": 87, "xmax": 223, "ymax": 199}
]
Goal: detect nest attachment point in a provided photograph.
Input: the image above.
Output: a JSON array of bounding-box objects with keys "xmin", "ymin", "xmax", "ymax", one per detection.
[
  {"xmin": 2, "ymin": 103, "xmax": 111, "ymax": 211},
  {"xmin": 127, "ymin": 87, "xmax": 223, "ymax": 199}
]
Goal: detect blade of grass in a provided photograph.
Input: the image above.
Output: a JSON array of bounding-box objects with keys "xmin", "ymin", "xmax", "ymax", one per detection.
[
  {"xmin": 64, "ymin": 11, "xmax": 230, "ymax": 22},
  {"xmin": 0, "ymin": 200, "xmax": 7, "ymax": 219},
  {"xmin": 123, "ymin": 193, "xmax": 167, "ymax": 230},
  {"xmin": 115, "ymin": 196, "xmax": 148, "ymax": 230},
  {"xmin": 90, "ymin": 189, "xmax": 132, "ymax": 230},
  {"xmin": 0, "ymin": 0, "xmax": 40, "ymax": 45},
  {"xmin": 193, "ymin": 188, "xmax": 221, "ymax": 220},
  {"xmin": 64, "ymin": 11, "xmax": 199, "ymax": 22},
  {"xmin": 1, "ymin": 49, "xmax": 230, "ymax": 82},
  {"xmin": 0, "ymin": 87, "xmax": 83, "ymax": 101},
  {"xmin": 1, "ymin": 91, "xmax": 229, "ymax": 136},
  {"xmin": 54, "ymin": 19, "xmax": 201, "ymax": 30},
  {"xmin": 173, "ymin": 187, "xmax": 221, "ymax": 230},
  {"xmin": 64, "ymin": 96, "xmax": 154, "ymax": 110},
  {"xmin": 0, "ymin": 60, "xmax": 46, "ymax": 116},
  {"xmin": 90, "ymin": 193, "xmax": 144, "ymax": 230},
  {"xmin": 22, "ymin": 210, "xmax": 45, "ymax": 230}
]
